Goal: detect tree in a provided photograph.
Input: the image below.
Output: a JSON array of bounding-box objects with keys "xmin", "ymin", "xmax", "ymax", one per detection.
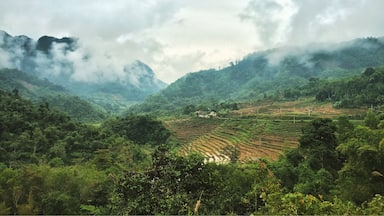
[
  {"xmin": 271, "ymin": 149, "xmax": 302, "ymax": 191},
  {"xmin": 364, "ymin": 111, "xmax": 379, "ymax": 129},
  {"xmin": 104, "ymin": 115, "xmax": 171, "ymax": 146},
  {"xmin": 336, "ymin": 115, "xmax": 354, "ymax": 143},
  {"xmin": 298, "ymin": 118, "xmax": 341, "ymax": 173},
  {"xmin": 272, "ymin": 118, "xmax": 342, "ymax": 197},
  {"xmin": 111, "ymin": 145, "xmax": 211, "ymax": 215},
  {"xmin": 336, "ymin": 116, "xmax": 384, "ymax": 204}
]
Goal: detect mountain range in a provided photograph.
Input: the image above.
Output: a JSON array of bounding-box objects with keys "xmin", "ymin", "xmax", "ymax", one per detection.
[
  {"xmin": 2, "ymin": 30, "xmax": 384, "ymax": 117},
  {"xmin": 129, "ymin": 36, "xmax": 384, "ymax": 114},
  {"xmin": 0, "ymin": 30, "xmax": 167, "ymax": 114}
]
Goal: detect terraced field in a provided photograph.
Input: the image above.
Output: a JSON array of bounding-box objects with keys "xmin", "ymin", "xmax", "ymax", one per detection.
[
  {"xmin": 168, "ymin": 117, "xmax": 308, "ymax": 163},
  {"xmin": 166, "ymin": 99, "xmax": 366, "ymax": 163},
  {"xmin": 164, "ymin": 118, "xmax": 224, "ymax": 144}
]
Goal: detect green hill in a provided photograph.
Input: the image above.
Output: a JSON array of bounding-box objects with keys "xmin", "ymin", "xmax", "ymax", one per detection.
[
  {"xmin": 129, "ymin": 37, "xmax": 384, "ymax": 115},
  {"xmin": 0, "ymin": 68, "xmax": 106, "ymax": 122}
]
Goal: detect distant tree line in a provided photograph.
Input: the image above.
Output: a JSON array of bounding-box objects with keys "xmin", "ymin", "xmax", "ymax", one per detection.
[{"xmin": 281, "ymin": 67, "xmax": 384, "ymax": 109}]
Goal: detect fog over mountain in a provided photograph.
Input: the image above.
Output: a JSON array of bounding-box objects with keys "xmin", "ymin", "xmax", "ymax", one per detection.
[
  {"xmin": 1, "ymin": 0, "xmax": 384, "ymax": 83},
  {"xmin": 0, "ymin": 30, "xmax": 165, "ymax": 85},
  {"xmin": 0, "ymin": 30, "xmax": 167, "ymax": 113}
]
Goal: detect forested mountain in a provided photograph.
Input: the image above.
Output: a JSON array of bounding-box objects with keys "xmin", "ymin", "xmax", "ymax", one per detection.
[
  {"xmin": 0, "ymin": 68, "xmax": 106, "ymax": 122},
  {"xmin": 129, "ymin": 37, "xmax": 384, "ymax": 114},
  {"xmin": 0, "ymin": 30, "xmax": 167, "ymax": 113}
]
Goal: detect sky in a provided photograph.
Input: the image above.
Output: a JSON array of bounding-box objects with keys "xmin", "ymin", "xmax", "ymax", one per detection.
[{"xmin": 1, "ymin": 0, "xmax": 384, "ymax": 84}]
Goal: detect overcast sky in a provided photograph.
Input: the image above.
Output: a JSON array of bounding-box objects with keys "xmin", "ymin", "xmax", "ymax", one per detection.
[{"xmin": 1, "ymin": 0, "xmax": 384, "ymax": 83}]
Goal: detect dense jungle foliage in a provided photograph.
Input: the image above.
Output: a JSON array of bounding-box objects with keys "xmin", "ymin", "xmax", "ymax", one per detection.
[{"xmin": 1, "ymin": 88, "xmax": 384, "ymax": 215}]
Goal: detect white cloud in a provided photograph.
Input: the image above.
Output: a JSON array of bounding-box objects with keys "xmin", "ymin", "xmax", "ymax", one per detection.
[
  {"xmin": 1, "ymin": 0, "xmax": 384, "ymax": 83},
  {"xmin": 0, "ymin": 32, "xmax": 12, "ymax": 67},
  {"xmin": 241, "ymin": 0, "xmax": 384, "ymax": 47},
  {"xmin": 240, "ymin": 0, "xmax": 298, "ymax": 47},
  {"xmin": 0, "ymin": 0, "xmax": 256, "ymax": 83}
]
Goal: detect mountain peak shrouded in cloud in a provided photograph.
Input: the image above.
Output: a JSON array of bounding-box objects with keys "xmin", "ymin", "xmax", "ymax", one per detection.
[
  {"xmin": 0, "ymin": 30, "xmax": 35, "ymax": 68},
  {"xmin": 123, "ymin": 60, "xmax": 166, "ymax": 88},
  {"xmin": 0, "ymin": 30, "xmax": 165, "ymax": 86},
  {"xmin": 0, "ymin": 30, "xmax": 167, "ymax": 112},
  {"xmin": 36, "ymin": 35, "xmax": 77, "ymax": 53}
]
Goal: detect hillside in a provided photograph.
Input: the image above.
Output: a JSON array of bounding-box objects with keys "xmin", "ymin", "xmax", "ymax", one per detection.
[
  {"xmin": 0, "ymin": 30, "xmax": 167, "ymax": 113},
  {"xmin": 129, "ymin": 37, "xmax": 384, "ymax": 115},
  {"xmin": 165, "ymin": 97, "xmax": 367, "ymax": 163},
  {"xmin": 0, "ymin": 68, "xmax": 106, "ymax": 122},
  {"xmin": 164, "ymin": 68, "xmax": 376, "ymax": 163}
]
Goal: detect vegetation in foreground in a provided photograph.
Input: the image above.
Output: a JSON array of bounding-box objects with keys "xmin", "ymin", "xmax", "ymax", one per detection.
[{"xmin": 1, "ymin": 86, "xmax": 384, "ymax": 215}]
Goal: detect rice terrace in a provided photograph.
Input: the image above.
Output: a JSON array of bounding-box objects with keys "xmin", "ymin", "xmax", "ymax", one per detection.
[{"xmin": 166, "ymin": 98, "xmax": 367, "ymax": 163}]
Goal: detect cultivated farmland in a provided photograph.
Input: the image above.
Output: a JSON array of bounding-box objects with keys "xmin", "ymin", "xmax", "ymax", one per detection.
[{"xmin": 166, "ymin": 99, "xmax": 367, "ymax": 163}]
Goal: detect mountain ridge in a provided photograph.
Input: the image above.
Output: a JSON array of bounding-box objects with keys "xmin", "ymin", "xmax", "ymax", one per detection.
[
  {"xmin": 0, "ymin": 30, "xmax": 167, "ymax": 113},
  {"xmin": 129, "ymin": 36, "xmax": 384, "ymax": 115},
  {"xmin": 0, "ymin": 68, "xmax": 106, "ymax": 122}
]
